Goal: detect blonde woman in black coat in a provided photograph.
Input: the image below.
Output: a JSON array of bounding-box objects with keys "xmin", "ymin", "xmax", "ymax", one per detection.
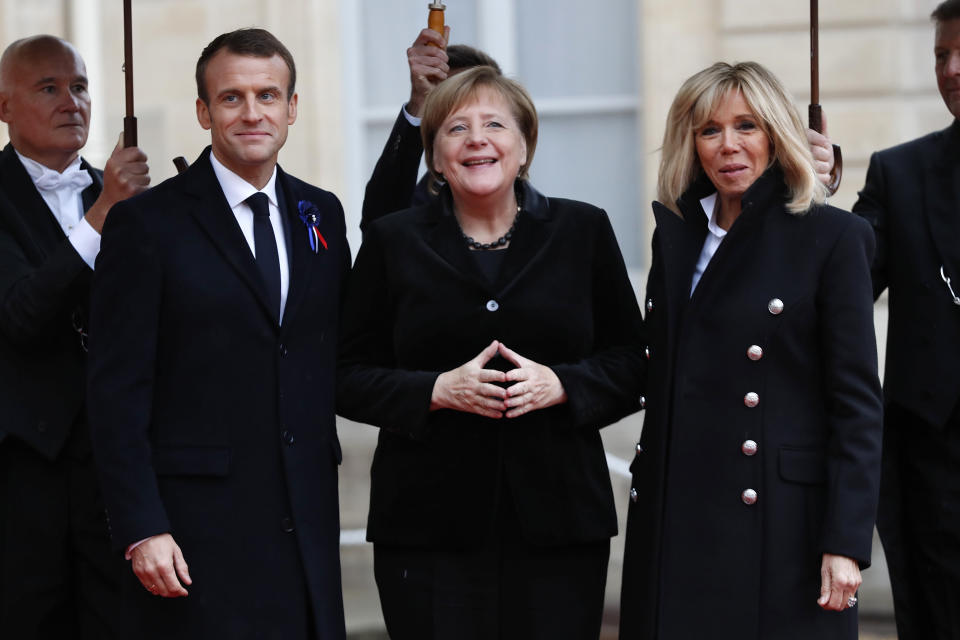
[
  {"xmin": 619, "ymin": 61, "xmax": 882, "ymax": 640},
  {"xmin": 338, "ymin": 67, "xmax": 645, "ymax": 640}
]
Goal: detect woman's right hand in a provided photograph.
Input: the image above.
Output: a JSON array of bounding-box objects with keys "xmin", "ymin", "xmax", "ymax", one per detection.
[{"xmin": 430, "ymin": 340, "xmax": 508, "ymax": 418}]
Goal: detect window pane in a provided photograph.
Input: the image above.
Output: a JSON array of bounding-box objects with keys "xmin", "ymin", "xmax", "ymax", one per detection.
[
  {"xmin": 529, "ymin": 113, "xmax": 642, "ymax": 266},
  {"xmin": 516, "ymin": 0, "xmax": 637, "ymax": 98},
  {"xmin": 362, "ymin": 1, "xmax": 478, "ymax": 108}
]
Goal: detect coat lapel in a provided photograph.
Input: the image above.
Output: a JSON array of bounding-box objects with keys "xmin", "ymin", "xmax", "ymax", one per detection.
[
  {"xmin": 652, "ymin": 201, "xmax": 706, "ymax": 326},
  {"xmin": 182, "ymin": 148, "xmax": 277, "ymax": 324},
  {"xmin": 277, "ymin": 169, "xmax": 315, "ymax": 326},
  {"xmin": 494, "ymin": 182, "xmax": 554, "ymax": 296},
  {"xmin": 0, "ymin": 144, "xmax": 63, "ymax": 262},
  {"xmin": 923, "ymin": 121, "xmax": 960, "ymax": 284},
  {"xmin": 422, "ymin": 187, "xmax": 492, "ymax": 292}
]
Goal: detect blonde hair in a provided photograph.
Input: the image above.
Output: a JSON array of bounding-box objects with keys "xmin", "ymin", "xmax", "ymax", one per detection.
[
  {"xmin": 421, "ymin": 66, "xmax": 538, "ymax": 186},
  {"xmin": 658, "ymin": 61, "xmax": 826, "ymax": 215}
]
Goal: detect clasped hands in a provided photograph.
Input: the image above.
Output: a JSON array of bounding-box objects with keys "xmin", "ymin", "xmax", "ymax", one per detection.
[{"xmin": 430, "ymin": 340, "xmax": 567, "ymax": 418}]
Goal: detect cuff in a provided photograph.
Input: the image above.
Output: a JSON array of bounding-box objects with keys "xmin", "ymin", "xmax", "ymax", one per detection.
[
  {"xmin": 402, "ymin": 104, "xmax": 422, "ymax": 127},
  {"xmin": 125, "ymin": 536, "xmax": 152, "ymax": 560},
  {"xmin": 69, "ymin": 217, "xmax": 101, "ymax": 269}
]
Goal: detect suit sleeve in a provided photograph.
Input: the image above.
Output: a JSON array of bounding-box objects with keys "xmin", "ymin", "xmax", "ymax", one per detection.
[
  {"xmin": 851, "ymin": 152, "xmax": 890, "ymax": 299},
  {"xmin": 816, "ymin": 215, "xmax": 884, "ymax": 567},
  {"xmin": 360, "ymin": 109, "xmax": 425, "ymax": 236},
  {"xmin": 86, "ymin": 199, "xmax": 170, "ymax": 550},
  {"xmin": 336, "ymin": 224, "xmax": 439, "ymax": 439},
  {"xmin": 551, "ymin": 210, "xmax": 647, "ymax": 429},
  {"xmin": 0, "ymin": 190, "xmax": 90, "ymax": 346}
]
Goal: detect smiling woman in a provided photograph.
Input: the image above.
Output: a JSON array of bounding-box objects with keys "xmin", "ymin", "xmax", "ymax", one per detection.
[
  {"xmin": 337, "ymin": 66, "xmax": 645, "ymax": 640},
  {"xmin": 619, "ymin": 61, "xmax": 883, "ymax": 640}
]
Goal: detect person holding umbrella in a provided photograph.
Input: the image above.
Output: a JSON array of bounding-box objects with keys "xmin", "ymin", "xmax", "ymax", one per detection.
[
  {"xmin": 618, "ymin": 61, "xmax": 882, "ymax": 640},
  {"xmin": 0, "ymin": 34, "xmax": 150, "ymax": 637},
  {"xmin": 853, "ymin": 2, "xmax": 960, "ymax": 636}
]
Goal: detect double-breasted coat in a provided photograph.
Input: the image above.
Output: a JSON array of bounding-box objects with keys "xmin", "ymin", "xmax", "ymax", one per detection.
[
  {"xmin": 87, "ymin": 149, "xmax": 348, "ymax": 639},
  {"xmin": 619, "ymin": 170, "xmax": 883, "ymax": 640},
  {"xmin": 337, "ymin": 181, "xmax": 645, "ymax": 550}
]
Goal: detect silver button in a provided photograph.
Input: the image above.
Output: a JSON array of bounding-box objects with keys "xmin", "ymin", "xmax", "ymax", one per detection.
[
  {"xmin": 744, "ymin": 392, "xmax": 759, "ymax": 408},
  {"xmin": 639, "ymin": 395, "xmax": 646, "ymax": 409},
  {"xmin": 767, "ymin": 298, "xmax": 784, "ymax": 315},
  {"xmin": 630, "ymin": 488, "xmax": 638, "ymax": 503},
  {"xmin": 741, "ymin": 488, "xmax": 758, "ymax": 505},
  {"xmin": 636, "ymin": 442, "xmax": 643, "ymax": 455},
  {"xmin": 644, "ymin": 346, "xmax": 651, "ymax": 360},
  {"xmin": 485, "ymin": 300, "xmax": 499, "ymax": 312},
  {"xmin": 646, "ymin": 298, "xmax": 654, "ymax": 313},
  {"xmin": 747, "ymin": 345, "xmax": 763, "ymax": 361},
  {"xmin": 741, "ymin": 440, "xmax": 758, "ymax": 456}
]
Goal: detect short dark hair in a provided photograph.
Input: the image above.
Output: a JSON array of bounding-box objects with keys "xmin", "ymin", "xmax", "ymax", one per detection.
[
  {"xmin": 195, "ymin": 28, "xmax": 296, "ymax": 104},
  {"xmin": 932, "ymin": 0, "xmax": 960, "ymax": 23},
  {"xmin": 446, "ymin": 44, "xmax": 501, "ymax": 74}
]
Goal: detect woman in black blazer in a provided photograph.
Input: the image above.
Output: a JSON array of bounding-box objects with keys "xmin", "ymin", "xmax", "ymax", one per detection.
[
  {"xmin": 618, "ymin": 62, "xmax": 883, "ymax": 640},
  {"xmin": 338, "ymin": 66, "xmax": 645, "ymax": 639}
]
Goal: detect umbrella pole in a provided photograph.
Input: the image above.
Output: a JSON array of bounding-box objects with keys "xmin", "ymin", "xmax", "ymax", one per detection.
[
  {"xmin": 123, "ymin": 0, "xmax": 137, "ymax": 147},
  {"xmin": 809, "ymin": 0, "xmax": 822, "ymax": 133}
]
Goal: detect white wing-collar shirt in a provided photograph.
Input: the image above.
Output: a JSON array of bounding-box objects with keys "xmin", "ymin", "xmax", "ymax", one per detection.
[{"xmin": 16, "ymin": 150, "xmax": 99, "ymax": 269}]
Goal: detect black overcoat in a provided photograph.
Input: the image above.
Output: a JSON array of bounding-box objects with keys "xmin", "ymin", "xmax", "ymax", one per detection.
[
  {"xmin": 87, "ymin": 148, "xmax": 348, "ymax": 639},
  {"xmin": 619, "ymin": 171, "xmax": 883, "ymax": 640},
  {"xmin": 337, "ymin": 181, "xmax": 645, "ymax": 549}
]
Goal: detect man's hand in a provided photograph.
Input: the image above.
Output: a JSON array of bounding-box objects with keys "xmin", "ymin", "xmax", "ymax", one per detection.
[
  {"xmin": 806, "ymin": 111, "xmax": 841, "ymax": 193},
  {"xmin": 807, "ymin": 127, "xmax": 835, "ymax": 187},
  {"xmin": 130, "ymin": 533, "xmax": 192, "ymax": 598},
  {"xmin": 84, "ymin": 134, "xmax": 150, "ymax": 232},
  {"xmin": 406, "ymin": 27, "xmax": 451, "ymax": 118}
]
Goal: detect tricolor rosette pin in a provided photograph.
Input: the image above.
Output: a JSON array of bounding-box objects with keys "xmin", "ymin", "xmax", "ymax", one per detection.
[{"xmin": 297, "ymin": 200, "xmax": 328, "ymax": 253}]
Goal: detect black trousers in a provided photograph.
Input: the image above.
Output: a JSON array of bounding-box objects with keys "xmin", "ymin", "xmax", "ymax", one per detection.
[
  {"xmin": 0, "ymin": 425, "xmax": 124, "ymax": 639},
  {"xmin": 373, "ymin": 495, "xmax": 610, "ymax": 640},
  {"xmin": 878, "ymin": 404, "xmax": 960, "ymax": 640}
]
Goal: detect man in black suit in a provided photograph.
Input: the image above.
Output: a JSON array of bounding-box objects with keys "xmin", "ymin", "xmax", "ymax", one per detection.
[
  {"xmin": 87, "ymin": 28, "xmax": 348, "ymax": 639},
  {"xmin": 361, "ymin": 27, "xmax": 499, "ymax": 234},
  {"xmin": 0, "ymin": 35, "xmax": 149, "ymax": 638},
  {"xmin": 853, "ymin": 1, "xmax": 960, "ymax": 637}
]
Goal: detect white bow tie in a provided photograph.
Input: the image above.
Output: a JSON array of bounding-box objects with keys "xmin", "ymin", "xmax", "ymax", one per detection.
[{"xmin": 34, "ymin": 166, "xmax": 93, "ymax": 193}]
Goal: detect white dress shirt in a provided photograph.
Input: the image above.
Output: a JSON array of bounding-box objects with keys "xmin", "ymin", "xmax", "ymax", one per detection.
[
  {"xmin": 16, "ymin": 151, "xmax": 100, "ymax": 269},
  {"xmin": 689, "ymin": 192, "xmax": 727, "ymax": 296},
  {"xmin": 209, "ymin": 152, "xmax": 290, "ymax": 322}
]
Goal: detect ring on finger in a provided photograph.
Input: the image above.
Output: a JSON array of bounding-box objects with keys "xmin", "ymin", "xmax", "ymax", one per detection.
[{"xmin": 846, "ymin": 596, "xmax": 858, "ymax": 608}]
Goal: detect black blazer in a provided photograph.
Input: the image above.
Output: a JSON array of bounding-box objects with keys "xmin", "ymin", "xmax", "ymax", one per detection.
[
  {"xmin": 360, "ymin": 109, "xmax": 433, "ymax": 235},
  {"xmin": 620, "ymin": 171, "xmax": 882, "ymax": 640},
  {"xmin": 853, "ymin": 120, "xmax": 960, "ymax": 429},
  {"xmin": 338, "ymin": 181, "xmax": 645, "ymax": 549},
  {"xmin": 0, "ymin": 143, "xmax": 102, "ymax": 458},
  {"xmin": 87, "ymin": 148, "xmax": 348, "ymax": 639}
]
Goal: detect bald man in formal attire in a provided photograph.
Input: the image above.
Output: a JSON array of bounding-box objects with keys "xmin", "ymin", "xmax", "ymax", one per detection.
[{"xmin": 0, "ymin": 35, "xmax": 149, "ymax": 638}]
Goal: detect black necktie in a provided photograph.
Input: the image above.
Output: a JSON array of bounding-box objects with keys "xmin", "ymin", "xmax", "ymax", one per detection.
[{"xmin": 246, "ymin": 192, "xmax": 281, "ymax": 319}]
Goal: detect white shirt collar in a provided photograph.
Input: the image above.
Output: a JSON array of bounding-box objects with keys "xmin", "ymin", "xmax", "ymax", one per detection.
[
  {"xmin": 699, "ymin": 192, "xmax": 727, "ymax": 239},
  {"xmin": 209, "ymin": 151, "xmax": 279, "ymax": 209},
  {"xmin": 15, "ymin": 151, "xmax": 89, "ymax": 189}
]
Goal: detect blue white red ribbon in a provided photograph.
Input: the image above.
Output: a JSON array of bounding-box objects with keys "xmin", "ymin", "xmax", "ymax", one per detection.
[{"xmin": 297, "ymin": 200, "xmax": 327, "ymax": 253}]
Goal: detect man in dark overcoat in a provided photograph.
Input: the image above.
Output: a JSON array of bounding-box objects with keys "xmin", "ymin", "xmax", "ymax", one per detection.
[
  {"xmin": 87, "ymin": 28, "xmax": 348, "ymax": 639},
  {"xmin": 852, "ymin": 1, "xmax": 960, "ymax": 637},
  {"xmin": 0, "ymin": 35, "xmax": 149, "ymax": 637}
]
